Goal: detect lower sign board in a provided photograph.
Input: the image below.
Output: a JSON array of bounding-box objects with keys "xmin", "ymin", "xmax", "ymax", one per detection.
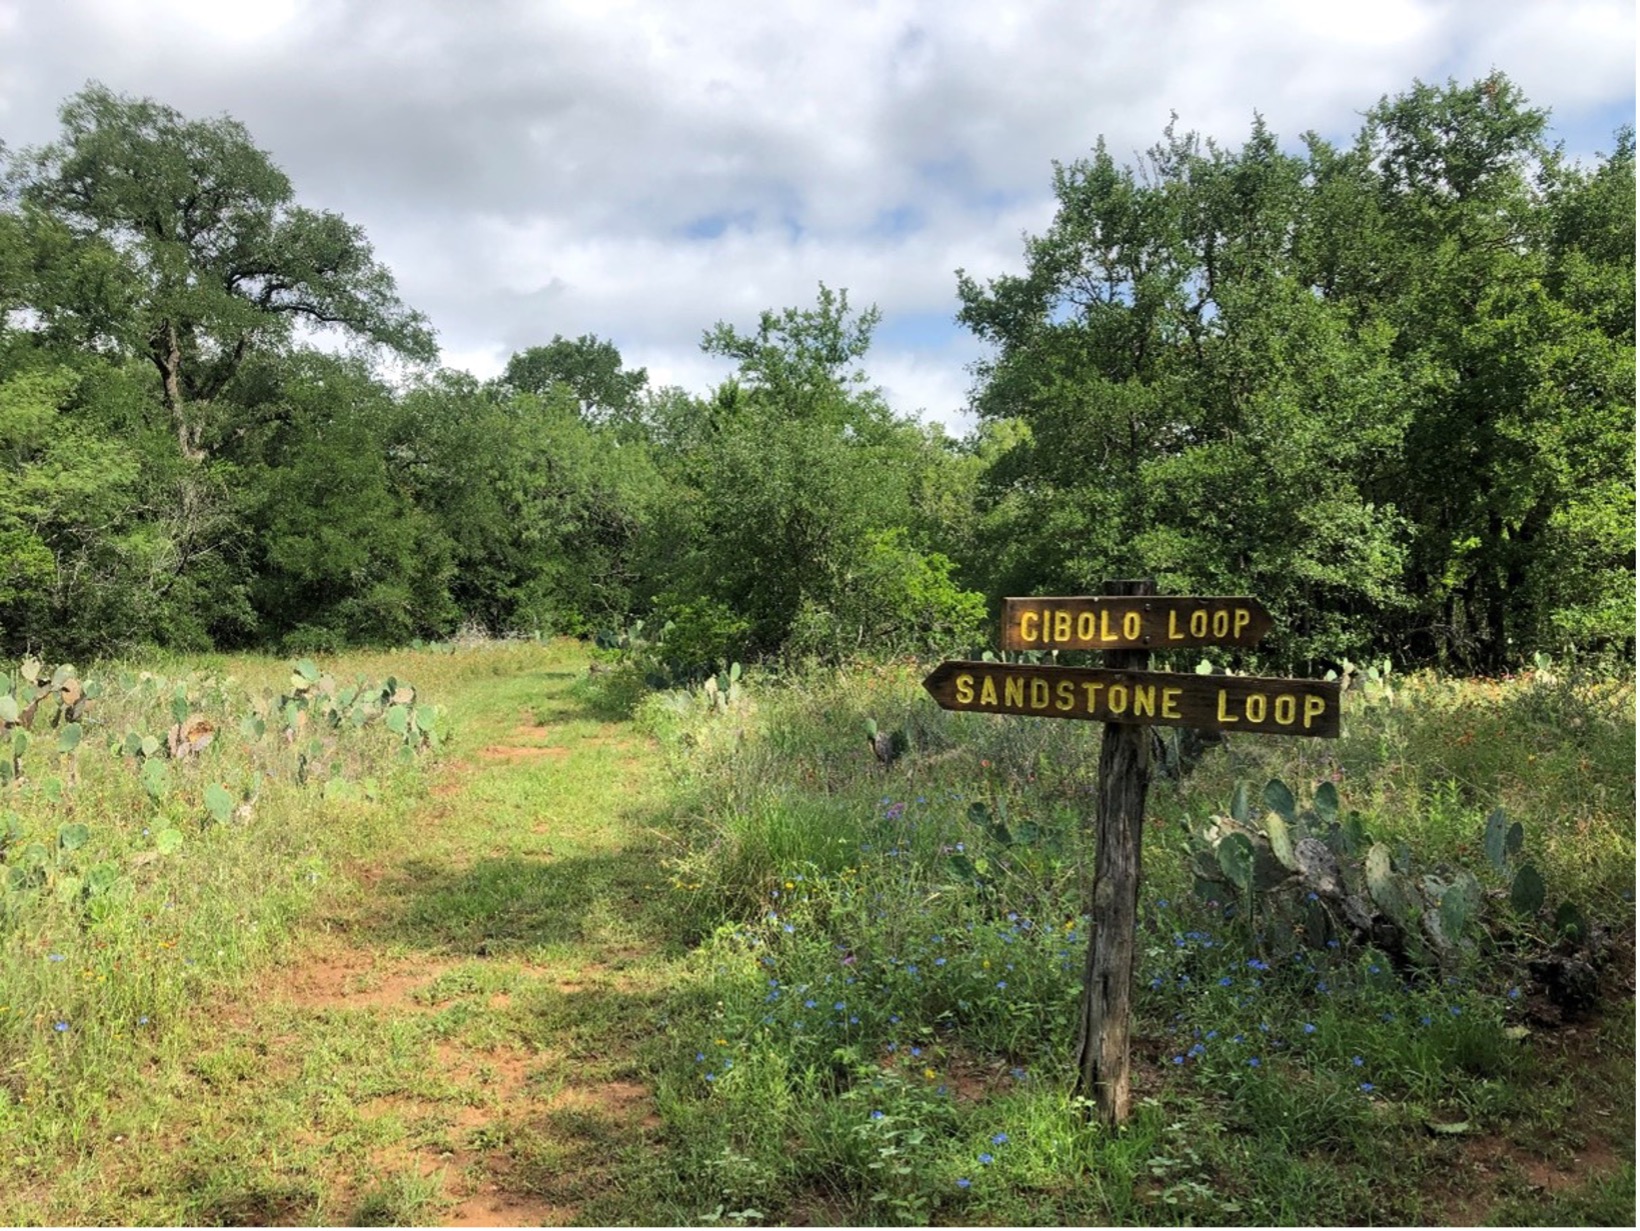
[{"xmin": 922, "ymin": 661, "xmax": 1340, "ymax": 738}]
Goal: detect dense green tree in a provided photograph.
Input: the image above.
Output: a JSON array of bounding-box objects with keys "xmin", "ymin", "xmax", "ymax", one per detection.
[
  {"xmin": 8, "ymin": 83, "xmax": 435, "ymax": 463},
  {"xmin": 502, "ymin": 334, "xmax": 649, "ymax": 431},
  {"xmin": 666, "ymin": 286, "xmax": 984, "ymax": 661},
  {"xmin": 958, "ymin": 76, "xmax": 1633, "ymax": 668}
]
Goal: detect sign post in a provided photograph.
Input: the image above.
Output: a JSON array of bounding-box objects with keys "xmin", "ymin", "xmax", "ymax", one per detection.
[{"xmin": 921, "ymin": 580, "xmax": 1341, "ymax": 1128}]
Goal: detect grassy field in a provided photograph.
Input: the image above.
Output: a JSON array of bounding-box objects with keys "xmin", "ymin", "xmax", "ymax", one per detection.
[{"xmin": 0, "ymin": 641, "xmax": 1632, "ymax": 1225}]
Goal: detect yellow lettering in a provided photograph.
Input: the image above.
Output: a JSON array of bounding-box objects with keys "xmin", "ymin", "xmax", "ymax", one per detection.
[
  {"xmin": 1098, "ymin": 609, "xmax": 1117, "ymax": 642},
  {"xmin": 1233, "ymin": 608, "xmax": 1251, "ymax": 638},
  {"xmin": 1122, "ymin": 610, "xmax": 1142, "ymax": 641},
  {"xmin": 1274, "ymin": 694, "xmax": 1296, "ymax": 725},
  {"xmin": 1190, "ymin": 609, "xmax": 1209, "ymax": 637},
  {"xmin": 1162, "ymin": 687, "xmax": 1182, "ymax": 718},
  {"xmin": 1056, "ymin": 679, "xmax": 1075, "ymax": 711},
  {"xmin": 1217, "ymin": 689, "xmax": 1239, "ymax": 723},
  {"xmin": 1019, "ymin": 611, "xmax": 1038, "ymax": 643},
  {"xmin": 1303, "ymin": 695, "xmax": 1326, "ymax": 729},
  {"xmin": 1133, "ymin": 684, "xmax": 1156, "ymax": 718},
  {"xmin": 1168, "ymin": 609, "xmax": 1184, "ymax": 640},
  {"xmin": 956, "ymin": 673, "xmax": 974, "ymax": 704},
  {"xmin": 1108, "ymin": 684, "xmax": 1129, "ymax": 715},
  {"xmin": 980, "ymin": 676, "xmax": 998, "ymax": 706},
  {"xmin": 1053, "ymin": 611, "xmax": 1072, "ymax": 643},
  {"xmin": 1246, "ymin": 693, "xmax": 1267, "ymax": 723},
  {"xmin": 1077, "ymin": 612, "xmax": 1096, "ymax": 642},
  {"xmin": 1082, "ymin": 682, "xmax": 1104, "ymax": 713},
  {"xmin": 1212, "ymin": 609, "xmax": 1230, "ymax": 638},
  {"xmin": 1004, "ymin": 677, "xmax": 1025, "ymax": 707},
  {"xmin": 1030, "ymin": 678, "xmax": 1049, "ymax": 709}
]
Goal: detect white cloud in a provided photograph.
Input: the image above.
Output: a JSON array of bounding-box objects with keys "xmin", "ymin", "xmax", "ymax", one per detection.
[{"xmin": 1, "ymin": 0, "xmax": 1632, "ymax": 428}]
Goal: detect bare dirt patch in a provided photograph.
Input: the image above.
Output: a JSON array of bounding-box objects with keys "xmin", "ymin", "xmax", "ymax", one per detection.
[
  {"xmin": 476, "ymin": 744, "xmax": 570, "ymax": 761},
  {"xmin": 271, "ymin": 948, "xmax": 460, "ymax": 1012}
]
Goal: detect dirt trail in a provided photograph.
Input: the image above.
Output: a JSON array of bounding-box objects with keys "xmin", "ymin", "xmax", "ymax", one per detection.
[{"xmin": 226, "ymin": 672, "xmax": 675, "ymax": 1226}]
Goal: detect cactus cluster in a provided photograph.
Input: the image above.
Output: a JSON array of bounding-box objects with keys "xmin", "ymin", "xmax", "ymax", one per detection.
[
  {"xmin": 261, "ymin": 660, "xmax": 442, "ymax": 768},
  {"xmin": 1189, "ymin": 778, "xmax": 1581, "ymax": 971},
  {"xmin": 702, "ymin": 662, "xmax": 744, "ymax": 713},
  {"xmin": 1, "ymin": 811, "xmax": 119, "ymax": 916},
  {"xmin": 1, "ymin": 658, "xmax": 100, "ymax": 785}
]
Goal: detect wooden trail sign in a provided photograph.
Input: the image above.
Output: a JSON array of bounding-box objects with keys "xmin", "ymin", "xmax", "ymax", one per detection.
[
  {"xmin": 1001, "ymin": 594, "xmax": 1273, "ymax": 651},
  {"xmin": 921, "ymin": 662, "xmax": 1340, "ymax": 738},
  {"xmin": 923, "ymin": 579, "xmax": 1340, "ymax": 1130}
]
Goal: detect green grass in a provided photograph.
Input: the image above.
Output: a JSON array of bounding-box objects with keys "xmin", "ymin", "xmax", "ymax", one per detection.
[
  {"xmin": 1, "ymin": 645, "xmax": 1631, "ymax": 1225},
  {"xmin": 631, "ymin": 658, "xmax": 1634, "ymax": 1226}
]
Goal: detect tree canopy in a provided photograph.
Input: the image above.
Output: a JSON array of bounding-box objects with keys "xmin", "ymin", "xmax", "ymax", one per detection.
[{"xmin": 0, "ymin": 74, "xmax": 1630, "ymax": 671}]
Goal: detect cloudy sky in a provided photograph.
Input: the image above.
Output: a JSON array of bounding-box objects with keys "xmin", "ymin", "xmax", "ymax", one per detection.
[{"xmin": 1, "ymin": 0, "xmax": 1633, "ymax": 431}]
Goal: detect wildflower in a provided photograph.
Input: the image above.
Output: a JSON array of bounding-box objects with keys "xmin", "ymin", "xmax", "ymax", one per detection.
[
  {"xmin": 979, "ymin": 1152, "xmax": 994, "ymax": 1165},
  {"xmin": 47, "ymin": 954, "xmax": 64, "ymax": 963},
  {"xmin": 1359, "ymin": 1082, "xmax": 1374, "ymax": 1093},
  {"xmin": 1507, "ymin": 986, "xmax": 1521, "ymax": 1001},
  {"xmin": 1218, "ymin": 976, "xmax": 1233, "ymax": 987},
  {"xmin": 923, "ymin": 1067, "xmax": 937, "ymax": 1080},
  {"xmin": 53, "ymin": 1021, "xmax": 69, "ymax": 1033},
  {"xmin": 1449, "ymin": 1005, "xmax": 1462, "ymax": 1016},
  {"xmin": 996, "ymin": 980, "xmax": 1007, "ymax": 990},
  {"xmin": 1302, "ymin": 1023, "xmax": 1316, "ymax": 1035},
  {"xmin": 1247, "ymin": 1057, "xmax": 1261, "ymax": 1067},
  {"xmin": 1172, "ymin": 1055, "xmax": 1184, "ymax": 1065},
  {"xmin": 695, "ymin": 1052, "xmax": 706, "ymax": 1062},
  {"xmin": 911, "ymin": 1046, "xmax": 922, "ymax": 1057},
  {"xmin": 991, "ymin": 1132, "xmax": 1009, "ymax": 1145},
  {"xmin": 935, "ymin": 957, "xmax": 946, "ymax": 967},
  {"xmin": 956, "ymin": 1177, "xmax": 972, "ymax": 1189},
  {"xmin": 870, "ymin": 1110, "xmax": 884, "ymax": 1120},
  {"xmin": 704, "ymin": 1073, "xmax": 716, "ymax": 1082},
  {"xmin": 1156, "ymin": 899, "xmax": 1169, "ymax": 909}
]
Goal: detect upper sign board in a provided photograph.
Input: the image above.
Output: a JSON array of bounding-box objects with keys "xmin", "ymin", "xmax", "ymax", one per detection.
[{"xmin": 1001, "ymin": 595, "xmax": 1274, "ymax": 652}]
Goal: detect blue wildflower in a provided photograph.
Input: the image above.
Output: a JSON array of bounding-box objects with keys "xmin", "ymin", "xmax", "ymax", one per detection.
[
  {"xmin": 979, "ymin": 1152, "xmax": 994, "ymax": 1165},
  {"xmin": 53, "ymin": 1021, "xmax": 69, "ymax": 1032},
  {"xmin": 956, "ymin": 1177, "xmax": 971, "ymax": 1189},
  {"xmin": 991, "ymin": 1132, "xmax": 1009, "ymax": 1145}
]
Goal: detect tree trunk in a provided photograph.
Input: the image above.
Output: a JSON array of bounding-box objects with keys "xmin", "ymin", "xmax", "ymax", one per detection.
[
  {"xmin": 152, "ymin": 319, "xmax": 203, "ymax": 462},
  {"xmin": 1073, "ymin": 577, "xmax": 1154, "ymax": 1127}
]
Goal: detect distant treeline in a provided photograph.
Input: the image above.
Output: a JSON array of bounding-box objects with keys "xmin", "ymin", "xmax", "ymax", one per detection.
[{"xmin": 1, "ymin": 75, "xmax": 1632, "ymax": 672}]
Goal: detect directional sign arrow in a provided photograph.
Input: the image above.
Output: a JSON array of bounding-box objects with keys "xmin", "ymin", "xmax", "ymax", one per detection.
[
  {"xmin": 1001, "ymin": 595, "xmax": 1275, "ymax": 652},
  {"xmin": 922, "ymin": 661, "xmax": 1339, "ymax": 738}
]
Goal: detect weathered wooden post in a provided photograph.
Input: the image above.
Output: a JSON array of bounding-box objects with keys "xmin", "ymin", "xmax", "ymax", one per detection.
[
  {"xmin": 1072, "ymin": 577, "xmax": 1153, "ymax": 1127},
  {"xmin": 922, "ymin": 581, "xmax": 1338, "ymax": 1129}
]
